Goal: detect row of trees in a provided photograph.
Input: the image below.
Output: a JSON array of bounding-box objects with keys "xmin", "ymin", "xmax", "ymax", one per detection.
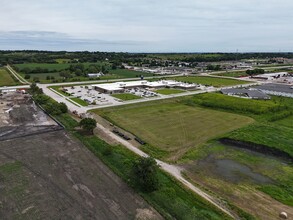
[
  {"xmin": 246, "ymin": 68, "xmax": 265, "ymax": 76},
  {"xmin": 207, "ymin": 64, "xmax": 221, "ymax": 71},
  {"xmin": 29, "ymin": 83, "xmax": 68, "ymax": 115}
]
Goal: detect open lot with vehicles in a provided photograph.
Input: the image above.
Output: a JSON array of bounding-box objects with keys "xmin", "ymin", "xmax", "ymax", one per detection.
[{"xmin": 58, "ymin": 85, "xmax": 121, "ymax": 106}]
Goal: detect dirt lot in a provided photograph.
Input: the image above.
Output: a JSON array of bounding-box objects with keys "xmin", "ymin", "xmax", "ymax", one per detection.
[
  {"xmin": 0, "ymin": 130, "xmax": 162, "ymax": 220},
  {"xmin": 0, "ymin": 92, "xmax": 61, "ymax": 140},
  {"xmin": 0, "ymin": 92, "xmax": 161, "ymax": 220}
]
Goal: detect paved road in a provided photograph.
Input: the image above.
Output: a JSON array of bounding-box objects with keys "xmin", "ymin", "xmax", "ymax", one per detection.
[{"xmin": 0, "ymin": 85, "xmax": 30, "ymax": 90}]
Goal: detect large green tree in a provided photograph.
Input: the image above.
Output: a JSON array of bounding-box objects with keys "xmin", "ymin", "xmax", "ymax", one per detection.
[
  {"xmin": 79, "ymin": 118, "xmax": 96, "ymax": 134},
  {"xmin": 132, "ymin": 157, "xmax": 159, "ymax": 192}
]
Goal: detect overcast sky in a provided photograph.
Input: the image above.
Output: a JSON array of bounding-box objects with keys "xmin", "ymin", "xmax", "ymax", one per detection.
[{"xmin": 0, "ymin": 0, "xmax": 292, "ymax": 52}]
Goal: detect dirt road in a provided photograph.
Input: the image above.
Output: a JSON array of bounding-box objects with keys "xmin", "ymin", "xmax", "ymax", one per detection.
[
  {"xmin": 92, "ymin": 117, "xmax": 236, "ymax": 219},
  {"xmin": 6, "ymin": 65, "xmax": 30, "ymax": 84}
]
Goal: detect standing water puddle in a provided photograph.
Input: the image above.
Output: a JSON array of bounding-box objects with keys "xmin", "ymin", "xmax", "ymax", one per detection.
[{"xmin": 213, "ymin": 159, "xmax": 273, "ymax": 184}]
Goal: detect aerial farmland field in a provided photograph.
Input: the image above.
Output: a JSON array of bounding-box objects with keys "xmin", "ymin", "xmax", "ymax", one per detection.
[{"xmin": 93, "ymin": 99, "xmax": 254, "ymax": 161}]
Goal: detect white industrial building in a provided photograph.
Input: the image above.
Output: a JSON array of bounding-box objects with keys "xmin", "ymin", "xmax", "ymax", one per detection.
[
  {"xmin": 92, "ymin": 80, "xmax": 198, "ymax": 94},
  {"xmin": 87, "ymin": 72, "xmax": 104, "ymax": 78}
]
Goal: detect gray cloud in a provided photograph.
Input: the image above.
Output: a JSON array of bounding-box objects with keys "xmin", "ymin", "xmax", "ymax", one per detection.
[{"xmin": 0, "ymin": 0, "xmax": 292, "ymax": 52}]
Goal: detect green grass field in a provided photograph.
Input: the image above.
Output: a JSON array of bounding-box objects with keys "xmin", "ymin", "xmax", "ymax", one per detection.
[
  {"xmin": 94, "ymin": 99, "xmax": 254, "ymax": 161},
  {"xmin": 70, "ymin": 97, "xmax": 89, "ymax": 106},
  {"xmin": 14, "ymin": 63, "xmax": 147, "ymax": 83},
  {"xmin": 174, "ymin": 76, "xmax": 249, "ymax": 87},
  {"xmin": 274, "ymin": 115, "xmax": 293, "ymax": 128},
  {"xmin": 54, "ymin": 113, "xmax": 246, "ymax": 220},
  {"xmin": 187, "ymin": 93, "xmax": 284, "ymax": 116},
  {"xmin": 227, "ymin": 123, "xmax": 293, "ymax": 157},
  {"xmin": 109, "ymin": 69, "xmax": 150, "ymax": 78},
  {"xmin": 156, "ymin": 88, "xmax": 185, "ymax": 95},
  {"xmin": 0, "ymin": 68, "xmax": 18, "ymax": 86},
  {"xmin": 112, "ymin": 93, "xmax": 141, "ymax": 101},
  {"xmin": 15, "ymin": 62, "xmax": 99, "ymax": 71},
  {"xmin": 216, "ymin": 71, "xmax": 248, "ymax": 78},
  {"xmin": 184, "ymin": 93, "xmax": 293, "ymax": 157}
]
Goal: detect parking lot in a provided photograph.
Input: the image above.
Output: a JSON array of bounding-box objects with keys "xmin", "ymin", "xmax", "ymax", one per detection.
[
  {"xmin": 63, "ymin": 85, "xmax": 162, "ymax": 106},
  {"xmin": 124, "ymin": 87, "xmax": 158, "ymax": 98},
  {"xmin": 63, "ymin": 85, "xmax": 121, "ymax": 105}
]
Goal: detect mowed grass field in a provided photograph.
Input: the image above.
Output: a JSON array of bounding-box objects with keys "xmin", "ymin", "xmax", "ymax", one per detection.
[
  {"xmin": 215, "ymin": 71, "xmax": 248, "ymax": 78},
  {"xmin": 0, "ymin": 68, "xmax": 17, "ymax": 86},
  {"xmin": 94, "ymin": 100, "xmax": 254, "ymax": 161},
  {"xmin": 112, "ymin": 93, "xmax": 141, "ymax": 101},
  {"xmin": 155, "ymin": 88, "xmax": 185, "ymax": 95},
  {"xmin": 174, "ymin": 76, "xmax": 250, "ymax": 87}
]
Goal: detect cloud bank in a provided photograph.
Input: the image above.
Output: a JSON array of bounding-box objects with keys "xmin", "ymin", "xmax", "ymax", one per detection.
[{"xmin": 0, "ymin": 0, "xmax": 292, "ymax": 52}]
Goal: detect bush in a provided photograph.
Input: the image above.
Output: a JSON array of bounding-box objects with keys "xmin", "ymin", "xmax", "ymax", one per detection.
[
  {"xmin": 58, "ymin": 102, "xmax": 68, "ymax": 113},
  {"xmin": 132, "ymin": 157, "xmax": 159, "ymax": 192},
  {"xmin": 79, "ymin": 118, "xmax": 97, "ymax": 134}
]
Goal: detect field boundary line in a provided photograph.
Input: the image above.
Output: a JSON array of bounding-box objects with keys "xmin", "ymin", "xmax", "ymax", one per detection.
[{"xmin": 5, "ymin": 65, "xmax": 30, "ymax": 84}]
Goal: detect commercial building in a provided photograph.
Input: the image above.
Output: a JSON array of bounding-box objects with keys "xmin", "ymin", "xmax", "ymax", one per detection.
[
  {"xmin": 221, "ymin": 88, "xmax": 271, "ymax": 100},
  {"xmin": 92, "ymin": 80, "xmax": 198, "ymax": 94}
]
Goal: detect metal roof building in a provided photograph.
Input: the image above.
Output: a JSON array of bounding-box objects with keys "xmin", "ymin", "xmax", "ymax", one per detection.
[
  {"xmin": 256, "ymin": 83, "xmax": 293, "ymax": 98},
  {"xmin": 221, "ymin": 88, "xmax": 271, "ymax": 99},
  {"xmin": 92, "ymin": 80, "xmax": 198, "ymax": 94}
]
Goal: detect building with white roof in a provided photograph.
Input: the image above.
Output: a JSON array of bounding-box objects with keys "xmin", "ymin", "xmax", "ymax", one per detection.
[{"xmin": 92, "ymin": 80, "xmax": 198, "ymax": 94}]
